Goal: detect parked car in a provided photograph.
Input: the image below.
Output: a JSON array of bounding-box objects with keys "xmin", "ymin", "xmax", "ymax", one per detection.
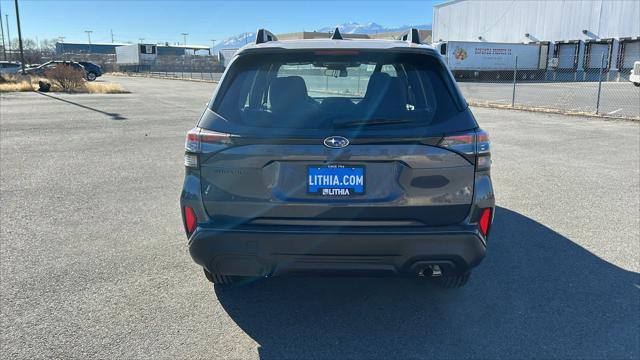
[
  {"xmin": 78, "ymin": 61, "xmax": 103, "ymax": 81},
  {"xmin": 630, "ymin": 61, "xmax": 640, "ymax": 87},
  {"xmin": 180, "ymin": 28, "xmax": 495, "ymax": 289},
  {"xmin": 0, "ymin": 61, "xmax": 21, "ymax": 74},
  {"xmin": 24, "ymin": 60, "xmax": 85, "ymax": 77}
]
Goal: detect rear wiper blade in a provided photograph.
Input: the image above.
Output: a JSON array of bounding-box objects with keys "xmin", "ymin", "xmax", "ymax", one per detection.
[{"xmin": 333, "ymin": 119, "xmax": 414, "ymax": 128}]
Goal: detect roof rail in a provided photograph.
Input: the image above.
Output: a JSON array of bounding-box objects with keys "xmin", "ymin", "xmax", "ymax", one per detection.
[
  {"xmin": 399, "ymin": 28, "xmax": 421, "ymax": 44},
  {"xmin": 255, "ymin": 28, "xmax": 278, "ymax": 44},
  {"xmin": 331, "ymin": 27, "xmax": 343, "ymax": 40}
]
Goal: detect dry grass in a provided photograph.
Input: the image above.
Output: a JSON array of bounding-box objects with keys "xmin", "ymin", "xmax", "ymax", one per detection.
[
  {"xmin": 85, "ymin": 82, "xmax": 129, "ymax": 94},
  {"xmin": 0, "ymin": 73, "xmax": 129, "ymax": 94},
  {"xmin": 0, "ymin": 80, "xmax": 34, "ymax": 92}
]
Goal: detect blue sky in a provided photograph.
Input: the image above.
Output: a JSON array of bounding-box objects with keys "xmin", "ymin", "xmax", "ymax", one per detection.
[{"xmin": 0, "ymin": 0, "xmax": 440, "ymax": 45}]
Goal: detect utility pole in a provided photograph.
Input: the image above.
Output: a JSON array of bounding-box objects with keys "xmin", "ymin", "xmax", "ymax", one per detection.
[
  {"xmin": 58, "ymin": 36, "xmax": 65, "ymax": 57},
  {"xmin": 0, "ymin": 3, "xmax": 6, "ymax": 61},
  {"xmin": 84, "ymin": 30, "xmax": 92, "ymax": 54},
  {"xmin": 181, "ymin": 33, "xmax": 188, "ymax": 46},
  {"xmin": 14, "ymin": 0, "xmax": 25, "ymax": 74},
  {"xmin": 110, "ymin": 29, "xmax": 114, "ymax": 43},
  {"xmin": 5, "ymin": 14, "xmax": 10, "ymax": 61}
]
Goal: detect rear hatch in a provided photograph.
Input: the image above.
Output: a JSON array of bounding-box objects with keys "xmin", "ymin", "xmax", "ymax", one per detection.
[{"xmin": 189, "ymin": 49, "xmax": 480, "ymax": 227}]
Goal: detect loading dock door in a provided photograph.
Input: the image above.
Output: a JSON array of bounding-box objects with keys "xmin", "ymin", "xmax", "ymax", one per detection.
[
  {"xmin": 586, "ymin": 43, "xmax": 610, "ymax": 69},
  {"xmin": 621, "ymin": 40, "xmax": 640, "ymax": 69},
  {"xmin": 557, "ymin": 43, "xmax": 578, "ymax": 69}
]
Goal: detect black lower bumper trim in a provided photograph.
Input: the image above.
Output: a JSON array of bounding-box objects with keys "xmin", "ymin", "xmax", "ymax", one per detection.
[{"xmin": 188, "ymin": 226, "xmax": 486, "ymax": 277}]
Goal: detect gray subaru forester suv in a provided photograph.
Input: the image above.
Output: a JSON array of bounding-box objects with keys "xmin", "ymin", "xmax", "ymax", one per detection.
[{"xmin": 180, "ymin": 29, "xmax": 494, "ymax": 288}]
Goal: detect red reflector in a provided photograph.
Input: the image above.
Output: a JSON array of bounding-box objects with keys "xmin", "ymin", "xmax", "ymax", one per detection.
[
  {"xmin": 314, "ymin": 50, "xmax": 360, "ymax": 55},
  {"xmin": 183, "ymin": 206, "xmax": 197, "ymax": 234},
  {"xmin": 479, "ymin": 208, "xmax": 491, "ymax": 236}
]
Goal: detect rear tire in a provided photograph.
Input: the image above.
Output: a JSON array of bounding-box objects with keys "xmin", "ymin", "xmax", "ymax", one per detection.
[
  {"xmin": 86, "ymin": 72, "xmax": 97, "ymax": 81},
  {"xmin": 434, "ymin": 271, "xmax": 471, "ymax": 288}
]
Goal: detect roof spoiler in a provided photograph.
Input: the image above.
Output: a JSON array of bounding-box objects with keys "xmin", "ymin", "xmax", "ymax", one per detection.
[
  {"xmin": 255, "ymin": 28, "xmax": 278, "ymax": 44},
  {"xmin": 398, "ymin": 28, "xmax": 421, "ymax": 44}
]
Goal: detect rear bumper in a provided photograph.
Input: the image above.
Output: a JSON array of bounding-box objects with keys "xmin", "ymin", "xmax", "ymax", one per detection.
[{"xmin": 189, "ymin": 225, "xmax": 486, "ymax": 277}]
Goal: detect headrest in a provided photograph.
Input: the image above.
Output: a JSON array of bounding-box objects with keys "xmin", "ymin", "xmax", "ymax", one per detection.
[{"xmin": 270, "ymin": 76, "xmax": 309, "ymax": 110}]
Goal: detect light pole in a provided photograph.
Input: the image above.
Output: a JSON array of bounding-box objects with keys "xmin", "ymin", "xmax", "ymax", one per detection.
[
  {"xmin": 210, "ymin": 39, "xmax": 215, "ymax": 56},
  {"xmin": 139, "ymin": 38, "xmax": 145, "ymax": 44},
  {"xmin": 181, "ymin": 32, "xmax": 188, "ymax": 46},
  {"xmin": 14, "ymin": 0, "xmax": 25, "ymax": 74},
  {"xmin": 5, "ymin": 14, "xmax": 10, "ymax": 61},
  {"xmin": 0, "ymin": 3, "xmax": 6, "ymax": 61}
]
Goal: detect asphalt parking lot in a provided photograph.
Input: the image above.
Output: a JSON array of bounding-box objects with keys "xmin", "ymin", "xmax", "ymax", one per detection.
[
  {"xmin": 458, "ymin": 81, "xmax": 640, "ymax": 118},
  {"xmin": 1, "ymin": 75, "xmax": 639, "ymax": 359}
]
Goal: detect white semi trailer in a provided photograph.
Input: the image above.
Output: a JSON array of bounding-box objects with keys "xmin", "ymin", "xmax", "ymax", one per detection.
[
  {"xmin": 433, "ymin": 41, "xmax": 548, "ymax": 80},
  {"xmin": 116, "ymin": 44, "xmax": 158, "ymax": 71}
]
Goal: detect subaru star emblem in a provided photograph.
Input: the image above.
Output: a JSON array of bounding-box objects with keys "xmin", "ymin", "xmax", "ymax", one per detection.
[{"xmin": 324, "ymin": 136, "xmax": 349, "ymax": 149}]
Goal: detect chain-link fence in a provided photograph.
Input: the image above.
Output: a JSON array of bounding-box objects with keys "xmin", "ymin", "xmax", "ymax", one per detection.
[
  {"xmin": 111, "ymin": 51, "xmax": 639, "ymax": 119},
  {"xmin": 455, "ymin": 52, "xmax": 640, "ymax": 119},
  {"xmin": 118, "ymin": 55, "xmax": 224, "ymax": 82}
]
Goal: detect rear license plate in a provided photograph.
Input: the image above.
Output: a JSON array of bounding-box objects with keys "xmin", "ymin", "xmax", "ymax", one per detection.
[{"xmin": 308, "ymin": 165, "xmax": 365, "ymax": 196}]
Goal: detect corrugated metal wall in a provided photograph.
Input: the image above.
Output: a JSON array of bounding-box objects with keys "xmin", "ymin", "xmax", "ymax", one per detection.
[
  {"xmin": 433, "ymin": 0, "xmax": 640, "ymax": 43},
  {"xmin": 433, "ymin": 0, "xmax": 640, "ymax": 77}
]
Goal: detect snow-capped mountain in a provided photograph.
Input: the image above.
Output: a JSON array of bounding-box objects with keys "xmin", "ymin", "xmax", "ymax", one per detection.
[
  {"xmin": 212, "ymin": 22, "xmax": 431, "ymax": 52},
  {"xmin": 317, "ymin": 22, "xmax": 430, "ymax": 35},
  {"xmin": 215, "ymin": 31, "xmax": 256, "ymax": 51}
]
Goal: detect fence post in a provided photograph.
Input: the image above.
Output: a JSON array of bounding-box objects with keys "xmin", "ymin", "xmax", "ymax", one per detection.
[
  {"xmin": 511, "ymin": 56, "xmax": 518, "ymax": 108},
  {"xmin": 596, "ymin": 53, "xmax": 605, "ymax": 115}
]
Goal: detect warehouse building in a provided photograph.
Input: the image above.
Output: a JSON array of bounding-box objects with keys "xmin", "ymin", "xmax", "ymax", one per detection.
[
  {"xmin": 432, "ymin": 0, "xmax": 640, "ymax": 81},
  {"xmin": 55, "ymin": 42, "xmax": 127, "ymax": 55},
  {"xmin": 56, "ymin": 42, "xmax": 211, "ymax": 56}
]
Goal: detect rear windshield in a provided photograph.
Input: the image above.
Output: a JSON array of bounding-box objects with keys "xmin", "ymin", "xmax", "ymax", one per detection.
[{"xmin": 205, "ymin": 50, "xmax": 472, "ymax": 134}]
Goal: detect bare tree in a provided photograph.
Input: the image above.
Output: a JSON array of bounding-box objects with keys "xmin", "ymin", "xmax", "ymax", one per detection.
[{"xmin": 44, "ymin": 64, "xmax": 85, "ymax": 91}]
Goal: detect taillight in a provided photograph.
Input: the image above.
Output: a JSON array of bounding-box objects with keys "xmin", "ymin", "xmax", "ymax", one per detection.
[
  {"xmin": 479, "ymin": 208, "xmax": 491, "ymax": 237},
  {"xmin": 184, "ymin": 127, "xmax": 233, "ymax": 168},
  {"xmin": 438, "ymin": 133, "xmax": 475, "ymax": 155},
  {"xmin": 439, "ymin": 129, "xmax": 491, "ymax": 171},
  {"xmin": 183, "ymin": 206, "xmax": 197, "ymax": 235},
  {"xmin": 475, "ymin": 129, "xmax": 491, "ymax": 171}
]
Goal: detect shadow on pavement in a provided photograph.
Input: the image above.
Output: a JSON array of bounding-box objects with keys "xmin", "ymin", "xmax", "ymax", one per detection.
[
  {"xmin": 215, "ymin": 206, "xmax": 639, "ymax": 359},
  {"xmin": 36, "ymin": 92, "xmax": 127, "ymax": 120}
]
